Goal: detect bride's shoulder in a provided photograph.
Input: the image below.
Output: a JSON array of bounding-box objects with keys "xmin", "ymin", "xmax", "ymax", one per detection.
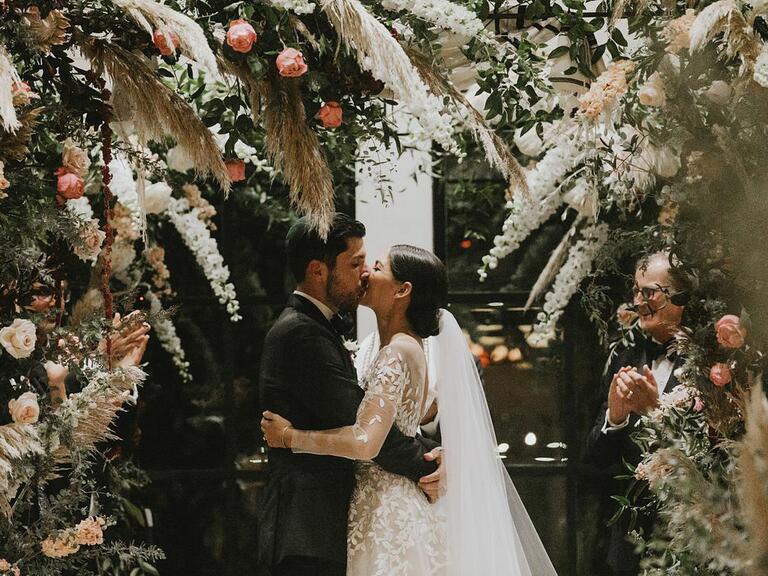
[{"xmin": 382, "ymin": 333, "xmax": 424, "ymax": 362}]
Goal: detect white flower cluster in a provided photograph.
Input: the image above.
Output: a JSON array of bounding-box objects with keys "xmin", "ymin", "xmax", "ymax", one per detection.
[
  {"xmin": 268, "ymin": 0, "xmax": 316, "ymax": 14},
  {"xmin": 148, "ymin": 293, "xmax": 191, "ymax": 382},
  {"xmin": 381, "ymin": 0, "xmax": 484, "ymax": 38},
  {"xmin": 753, "ymin": 42, "xmax": 768, "ymax": 87},
  {"xmin": 479, "ymin": 127, "xmax": 586, "ymax": 279},
  {"xmin": 166, "ymin": 197, "xmax": 241, "ymax": 322},
  {"xmin": 534, "ymin": 222, "xmax": 609, "ymax": 333}
]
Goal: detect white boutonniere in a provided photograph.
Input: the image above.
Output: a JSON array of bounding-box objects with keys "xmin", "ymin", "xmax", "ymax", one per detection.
[{"xmin": 342, "ymin": 338, "xmax": 360, "ymax": 361}]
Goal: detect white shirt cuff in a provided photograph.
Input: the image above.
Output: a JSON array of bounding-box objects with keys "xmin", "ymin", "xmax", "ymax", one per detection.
[{"xmin": 601, "ymin": 409, "xmax": 630, "ymax": 434}]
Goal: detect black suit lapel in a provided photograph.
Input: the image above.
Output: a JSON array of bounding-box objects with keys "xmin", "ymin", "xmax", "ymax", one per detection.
[{"xmin": 288, "ymin": 294, "xmax": 356, "ymax": 376}]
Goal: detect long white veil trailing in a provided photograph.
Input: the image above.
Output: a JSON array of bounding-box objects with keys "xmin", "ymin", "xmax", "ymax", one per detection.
[{"xmin": 433, "ymin": 309, "xmax": 558, "ymax": 576}]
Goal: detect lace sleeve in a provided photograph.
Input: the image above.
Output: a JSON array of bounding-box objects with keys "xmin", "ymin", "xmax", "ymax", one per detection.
[{"xmin": 290, "ymin": 344, "xmax": 410, "ymax": 460}]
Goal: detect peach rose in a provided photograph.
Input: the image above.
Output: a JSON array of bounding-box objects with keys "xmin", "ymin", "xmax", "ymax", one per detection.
[
  {"xmin": 0, "ymin": 559, "xmax": 10, "ymax": 571},
  {"xmin": 74, "ymin": 516, "xmax": 106, "ymax": 546},
  {"xmin": 74, "ymin": 219, "xmax": 106, "ymax": 262},
  {"xmin": 276, "ymin": 47, "xmax": 308, "ymax": 77},
  {"xmin": 0, "ymin": 318, "xmax": 37, "ymax": 359},
  {"xmin": 152, "ymin": 29, "xmax": 180, "ymax": 57},
  {"xmin": 61, "ymin": 139, "xmax": 91, "ymax": 177},
  {"xmin": 638, "ymin": 72, "xmax": 666, "ymax": 107},
  {"xmin": 41, "ymin": 532, "xmax": 79, "ymax": 558},
  {"xmin": 56, "ymin": 168, "xmax": 84, "ymax": 202},
  {"xmin": 11, "ymin": 81, "xmax": 38, "ymax": 106},
  {"xmin": 317, "ymin": 101, "xmax": 343, "ymax": 128},
  {"xmin": 705, "ymin": 81, "xmax": 731, "ymax": 106},
  {"xmin": 8, "ymin": 391, "xmax": 40, "ymax": 424},
  {"xmin": 693, "ymin": 397, "xmax": 704, "ymax": 412},
  {"xmin": 226, "ymin": 19, "xmax": 257, "ymax": 54},
  {"xmin": 715, "ymin": 314, "xmax": 746, "ymax": 349},
  {"xmin": 709, "ymin": 363, "xmax": 732, "ymax": 387},
  {"xmin": 225, "ymin": 160, "xmax": 246, "ymax": 183}
]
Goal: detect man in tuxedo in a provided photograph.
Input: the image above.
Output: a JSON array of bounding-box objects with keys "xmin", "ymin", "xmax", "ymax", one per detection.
[
  {"xmin": 257, "ymin": 214, "xmax": 443, "ymax": 576},
  {"xmin": 585, "ymin": 252, "xmax": 691, "ymax": 576}
]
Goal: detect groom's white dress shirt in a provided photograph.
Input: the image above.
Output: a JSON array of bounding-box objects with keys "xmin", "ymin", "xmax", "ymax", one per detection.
[
  {"xmin": 601, "ymin": 354, "xmax": 675, "ymax": 433},
  {"xmin": 293, "ymin": 290, "xmax": 335, "ymax": 322}
]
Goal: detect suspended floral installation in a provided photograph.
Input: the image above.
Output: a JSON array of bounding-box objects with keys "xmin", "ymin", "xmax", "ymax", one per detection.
[{"xmin": 477, "ymin": 1, "xmax": 768, "ymax": 574}]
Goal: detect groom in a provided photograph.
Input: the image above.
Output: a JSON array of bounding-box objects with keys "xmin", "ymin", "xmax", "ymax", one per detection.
[{"xmin": 257, "ymin": 213, "xmax": 443, "ymax": 576}]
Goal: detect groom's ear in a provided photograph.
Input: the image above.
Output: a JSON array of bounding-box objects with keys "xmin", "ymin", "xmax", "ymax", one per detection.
[{"xmin": 307, "ymin": 259, "xmax": 327, "ymax": 282}]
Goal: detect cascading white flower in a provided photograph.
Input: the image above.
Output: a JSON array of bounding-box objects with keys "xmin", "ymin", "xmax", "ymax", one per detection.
[
  {"xmin": 147, "ymin": 292, "xmax": 191, "ymax": 382},
  {"xmin": 0, "ymin": 44, "xmax": 21, "ymax": 133},
  {"xmin": 754, "ymin": 42, "xmax": 768, "ymax": 87},
  {"xmin": 479, "ymin": 124, "xmax": 586, "ymax": 279},
  {"xmin": 380, "ymin": 0, "xmax": 485, "ymax": 38},
  {"xmin": 534, "ymin": 222, "xmax": 609, "ymax": 334},
  {"xmin": 166, "ymin": 197, "xmax": 241, "ymax": 322},
  {"xmin": 267, "ymin": 0, "xmax": 317, "ymax": 14}
]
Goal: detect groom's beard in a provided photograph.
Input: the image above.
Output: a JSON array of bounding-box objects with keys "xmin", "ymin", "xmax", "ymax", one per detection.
[{"xmin": 326, "ymin": 270, "xmax": 364, "ymax": 313}]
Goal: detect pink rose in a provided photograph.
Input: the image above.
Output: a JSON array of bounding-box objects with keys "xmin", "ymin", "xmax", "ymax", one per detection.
[
  {"xmin": 709, "ymin": 363, "xmax": 732, "ymax": 387},
  {"xmin": 152, "ymin": 29, "xmax": 180, "ymax": 57},
  {"xmin": 276, "ymin": 47, "xmax": 308, "ymax": 78},
  {"xmin": 693, "ymin": 397, "xmax": 704, "ymax": 412},
  {"xmin": 715, "ymin": 314, "xmax": 746, "ymax": 349},
  {"xmin": 225, "ymin": 160, "xmax": 246, "ymax": 183},
  {"xmin": 8, "ymin": 391, "xmax": 40, "ymax": 424},
  {"xmin": 317, "ymin": 101, "xmax": 343, "ymax": 128},
  {"xmin": 226, "ymin": 19, "xmax": 257, "ymax": 54},
  {"xmin": 56, "ymin": 168, "xmax": 84, "ymax": 202}
]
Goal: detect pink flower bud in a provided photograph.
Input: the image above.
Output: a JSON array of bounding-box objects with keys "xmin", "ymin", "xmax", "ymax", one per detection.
[
  {"xmin": 152, "ymin": 29, "xmax": 181, "ymax": 57},
  {"xmin": 317, "ymin": 101, "xmax": 343, "ymax": 128},
  {"xmin": 709, "ymin": 363, "xmax": 732, "ymax": 387},
  {"xmin": 276, "ymin": 47, "xmax": 308, "ymax": 78},
  {"xmin": 226, "ymin": 19, "xmax": 257, "ymax": 54},
  {"xmin": 225, "ymin": 160, "xmax": 246, "ymax": 183}
]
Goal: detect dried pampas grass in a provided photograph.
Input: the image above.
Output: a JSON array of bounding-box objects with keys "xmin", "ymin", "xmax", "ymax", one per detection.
[
  {"xmin": 737, "ymin": 383, "xmax": 768, "ymax": 576},
  {"xmin": 406, "ymin": 47, "xmax": 528, "ymax": 196},
  {"xmin": 0, "ymin": 45, "xmax": 21, "ymax": 133},
  {"xmin": 525, "ymin": 216, "xmax": 582, "ymax": 310},
  {"xmin": 110, "ymin": 0, "xmax": 219, "ymax": 76},
  {"xmin": 0, "ymin": 107, "xmax": 42, "ymax": 162},
  {"xmin": 22, "ymin": 7, "xmax": 70, "ymax": 53},
  {"xmin": 0, "ymin": 423, "xmax": 44, "ymax": 517},
  {"xmin": 264, "ymin": 76, "xmax": 335, "ymax": 236},
  {"xmin": 689, "ymin": 0, "xmax": 738, "ymax": 53},
  {"xmin": 84, "ymin": 39, "xmax": 230, "ymax": 194}
]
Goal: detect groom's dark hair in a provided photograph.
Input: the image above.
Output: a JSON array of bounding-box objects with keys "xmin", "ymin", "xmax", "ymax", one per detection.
[{"xmin": 286, "ymin": 213, "xmax": 366, "ymax": 282}]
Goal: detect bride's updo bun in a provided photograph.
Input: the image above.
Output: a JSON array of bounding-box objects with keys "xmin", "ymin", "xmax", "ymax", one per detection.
[{"xmin": 389, "ymin": 245, "xmax": 448, "ymax": 338}]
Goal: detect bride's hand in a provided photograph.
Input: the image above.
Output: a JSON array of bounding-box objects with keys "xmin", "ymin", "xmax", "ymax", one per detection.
[{"xmin": 261, "ymin": 411, "xmax": 294, "ymax": 448}]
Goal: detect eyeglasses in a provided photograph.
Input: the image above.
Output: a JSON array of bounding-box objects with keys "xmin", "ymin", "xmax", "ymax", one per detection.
[{"xmin": 631, "ymin": 284, "xmax": 672, "ymax": 301}]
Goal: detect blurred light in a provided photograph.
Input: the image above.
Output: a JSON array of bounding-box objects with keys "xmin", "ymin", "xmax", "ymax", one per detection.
[
  {"xmin": 546, "ymin": 442, "xmax": 567, "ymax": 449},
  {"xmin": 497, "ymin": 442, "xmax": 510, "ymax": 454},
  {"xmin": 460, "ymin": 239, "xmax": 472, "ymax": 249},
  {"xmin": 534, "ymin": 457, "xmax": 556, "ymax": 463},
  {"xmin": 488, "ymin": 301, "xmax": 504, "ymax": 307},
  {"xmin": 524, "ymin": 432, "xmax": 537, "ymax": 446}
]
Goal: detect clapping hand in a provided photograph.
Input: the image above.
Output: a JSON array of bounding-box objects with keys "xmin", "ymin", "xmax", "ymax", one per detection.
[
  {"xmin": 99, "ymin": 311, "xmax": 151, "ymax": 368},
  {"xmin": 608, "ymin": 365, "xmax": 660, "ymax": 423}
]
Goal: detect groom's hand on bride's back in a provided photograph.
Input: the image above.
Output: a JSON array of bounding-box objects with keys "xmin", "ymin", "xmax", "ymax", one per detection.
[{"xmin": 419, "ymin": 447, "xmax": 444, "ymax": 503}]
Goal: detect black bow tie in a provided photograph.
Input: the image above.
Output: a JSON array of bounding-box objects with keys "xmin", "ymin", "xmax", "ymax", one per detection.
[
  {"xmin": 330, "ymin": 313, "xmax": 353, "ymax": 338},
  {"xmin": 642, "ymin": 337, "xmax": 676, "ymax": 361}
]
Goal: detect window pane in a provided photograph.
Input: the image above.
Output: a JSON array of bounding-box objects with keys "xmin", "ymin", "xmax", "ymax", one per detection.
[{"xmin": 447, "ymin": 303, "xmax": 566, "ymax": 465}]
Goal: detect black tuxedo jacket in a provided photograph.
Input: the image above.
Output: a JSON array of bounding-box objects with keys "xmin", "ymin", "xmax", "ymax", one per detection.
[
  {"xmin": 257, "ymin": 294, "xmax": 439, "ymax": 568},
  {"xmin": 584, "ymin": 344, "xmax": 683, "ymax": 574}
]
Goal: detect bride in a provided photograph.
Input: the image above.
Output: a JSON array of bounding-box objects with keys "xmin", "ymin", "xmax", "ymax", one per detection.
[{"xmin": 262, "ymin": 244, "xmax": 558, "ymax": 576}]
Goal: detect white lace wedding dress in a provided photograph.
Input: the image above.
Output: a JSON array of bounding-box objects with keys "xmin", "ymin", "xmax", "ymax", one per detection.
[{"xmin": 289, "ymin": 334, "xmax": 447, "ymax": 576}]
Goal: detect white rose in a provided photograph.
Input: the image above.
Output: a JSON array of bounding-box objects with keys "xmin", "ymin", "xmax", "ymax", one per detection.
[
  {"xmin": 8, "ymin": 391, "xmax": 40, "ymax": 424},
  {"xmin": 166, "ymin": 146, "xmax": 195, "ymax": 173},
  {"xmin": 66, "ymin": 196, "xmax": 94, "ymax": 220},
  {"xmin": 513, "ymin": 127, "xmax": 544, "ymax": 157},
  {"xmin": 652, "ymin": 146, "xmax": 681, "ymax": 178},
  {"xmin": 74, "ymin": 220, "xmax": 106, "ymax": 263},
  {"xmin": 638, "ymin": 73, "xmax": 666, "ymax": 107},
  {"xmin": 144, "ymin": 181, "xmax": 173, "ymax": 214},
  {"xmin": 704, "ymin": 81, "xmax": 731, "ymax": 106},
  {"xmin": 0, "ymin": 318, "xmax": 37, "ymax": 359}
]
